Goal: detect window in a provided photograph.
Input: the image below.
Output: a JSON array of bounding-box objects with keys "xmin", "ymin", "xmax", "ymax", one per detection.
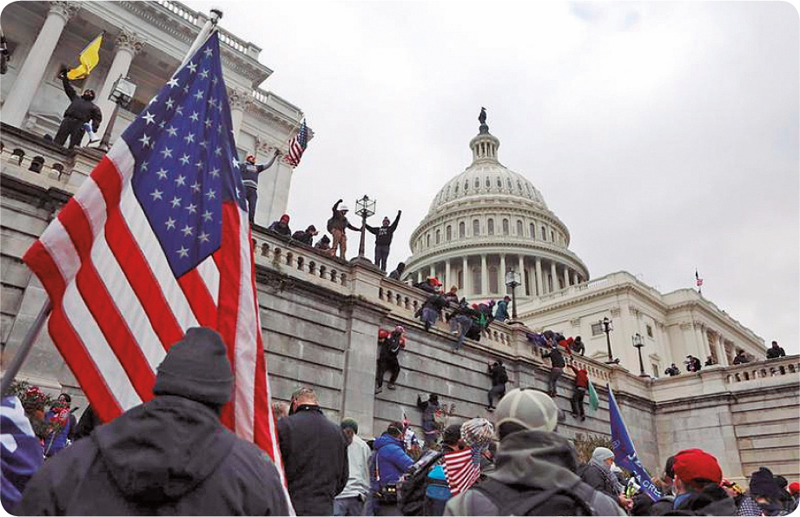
[
  {"xmin": 459, "ymin": 222, "xmax": 465, "ymax": 238},
  {"xmin": 426, "ymin": 234, "xmax": 431, "ymax": 247},
  {"xmin": 472, "ymin": 268, "xmax": 482, "ymax": 294},
  {"xmin": 541, "ymin": 226, "xmax": 547, "ymax": 240},
  {"xmin": 502, "ymin": 219, "xmax": 509, "ymax": 235},
  {"xmin": 507, "ymin": 179, "xmax": 512, "ymax": 189},
  {"xmin": 473, "ymin": 219, "xmax": 480, "ymax": 236},
  {"xmin": 652, "ymin": 365, "xmax": 660, "ymax": 378},
  {"xmin": 551, "ymin": 231, "xmax": 555, "ymax": 242},
  {"xmin": 455, "ymin": 183, "xmax": 459, "ymax": 194},
  {"xmin": 489, "ymin": 267, "xmax": 499, "ymax": 293},
  {"xmin": 465, "ymin": 181, "xmax": 469, "ymax": 191},
  {"xmin": 646, "ymin": 324, "xmax": 653, "ymax": 338},
  {"xmin": 591, "ymin": 323, "xmax": 603, "ymax": 336},
  {"xmin": 488, "ymin": 219, "xmax": 494, "ymax": 235},
  {"xmin": 530, "ymin": 223, "xmax": 536, "ymax": 239},
  {"xmin": 517, "ymin": 220, "xmax": 523, "ymax": 236},
  {"xmin": 474, "ymin": 178, "xmax": 480, "ymax": 189},
  {"xmin": 497, "ymin": 177, "xmax": 502, "ymax": 188},
  {"xmin": 485, "ymin": 177, "xmax": 491, "ymax": 188},
  {"xmin": 446, "ymin": 225, "xmax": 452, "ymax": 241},
  {"xmin": 435, "ymin": 229, "xmax": 441, "ymax": 244}
]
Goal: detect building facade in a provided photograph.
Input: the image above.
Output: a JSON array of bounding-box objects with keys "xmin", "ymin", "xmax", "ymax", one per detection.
[
  {"xmin": 404, "ymin": 116, "xmax": 766, "ymax": 375},
  {"xmin": 0, "ymin": 0, "xmax": 304, "ymax": 225}
]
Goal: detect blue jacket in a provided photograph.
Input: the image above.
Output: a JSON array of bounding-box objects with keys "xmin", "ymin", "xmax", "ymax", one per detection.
[
  {"xmin": 43, "ymin": 410, "xmax": 71, "ymax": 457},
  {"xmin": 372, "ymin": 433, "xmax": 414, "ymax": 488}
]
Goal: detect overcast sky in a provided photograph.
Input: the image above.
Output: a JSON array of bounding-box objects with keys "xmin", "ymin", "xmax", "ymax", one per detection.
[{"xmin": 187, "ymin": 1, "xmax": 799, "ymax": 353}]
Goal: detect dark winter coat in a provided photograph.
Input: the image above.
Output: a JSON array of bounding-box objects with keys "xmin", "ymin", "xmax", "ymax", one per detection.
[
  {"xmin": 543, "ymin": 347, "xmax": 566, "ymax": 368},
  {"xmin": 328, "ymin": 200, "xmax": 359, "ymax": 232},
  {"xmin": 580, "ymin": 461, "xmax": 619, "ymax": 499},
  {"xmin": 488, "ymin": 363, "xmax": 508, "ymax": 386},
  {"xmin": 277, "ymin": 404, "xmax": 349, "ymax": 516},
  {"xmin": 766, "ymin": 346, "xmax": 786, "ymax": 359},
  {"xmin": 292, "ymin": 230, "xmax": 314, "ymax": 245},
  {"xmin": 372, "ymin": 433, "xmax": 414, "ymax": 488},
  {"xmin": 267, "ymin": 220, "xmax": 291, "ymax": 236},
  {"xmin": 665, "ymin": 484, "xmax": 737, "ymax": 515},
  {"xmin": 61, "ymin": 76, "xmax": 102, "ymax": 130},
  {"xmin": 365, "ymin": 212, "xmax": 401, "ymax": 246},
  {"xmin": 16, "ymin": 395, "xmax": 288, "ymax": 516}
]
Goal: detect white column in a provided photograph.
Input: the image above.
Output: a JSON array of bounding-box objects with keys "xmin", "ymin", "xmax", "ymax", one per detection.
[
  {"xmin": 717, "ymin": 334, "xmax": 729, "ymax": 366},
  {"xmin": 429, "ymin": 265, "xmax": 435, "ymax": 280},
  {"xmin": 3, "ymin": 1, "xmax": 80, "ymax": 127},
  {"xmin": 228, "ymin": 87, "xmax": 252, "ymax": 139},
  {"xmin": 417, "ymin": 271, "xmax": 422, "ymax": 284},
  {"xmin": 518, "ymin": 256, "xmax": 525, "ymax": 296},
  {"xmin": 499, "ymin": 254, "xmax": 506, "ymax": 294},
  {"xmin": 573, "ymin": 272, "xmax": 579, "ymax": 285},
  {"xmin": 480, "ymin": 255, "xmax": 488, "ymax": 295},
  {"xmin": 550, "ymin": 262, "xmax": 557, "ymax": 293},
  {"xmin": 445, "ymin": 259, "xmax": 451, "ymax": 290},
  {"xmin": 563, "ymin": 267, "xmax": 570, "ymax": 288},
  {"xmin": 535, "ymin": 257, "xmax": 543, "ymax": 296},
  {"xmin": 96, "ymin": 29, "xmax": 145, "ymax": 139},
  {"xmin": 462, "ymin": 256, "xmax": 469, "ymax": 294}
]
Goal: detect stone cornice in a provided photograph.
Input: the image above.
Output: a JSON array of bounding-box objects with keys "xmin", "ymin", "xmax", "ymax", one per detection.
[{"xmin": 115, "ymin": 28, "xmax": 145, "ymax": 54}]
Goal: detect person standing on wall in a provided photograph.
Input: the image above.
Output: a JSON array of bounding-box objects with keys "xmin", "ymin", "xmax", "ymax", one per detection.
[
  {"xmin": 54, "ymin": 66, "xmax": 102, "ymax": 149},
  {"xmin": 366, "ymin": 211, "xmax": 401, "ymax": 272},
  {"xmin": 241, "ymin": 149, "xmax": 281, "ymax": 225}
]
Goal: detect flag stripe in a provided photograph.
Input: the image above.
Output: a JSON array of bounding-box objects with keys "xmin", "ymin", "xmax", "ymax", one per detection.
[
  {"xmin": 197, "ymin": 257, "xmax": 220, "ymax": 305},
  {"xmin": 177, "ymin": 271, "xmax": 218, "ymax": 328},
  {"xmin": 216, "ymin": 204, "xmax": 241, "ymax": 433},
  {"xmin": 233, "ymin": 204, "xmax": 257, "ymax": 442}
]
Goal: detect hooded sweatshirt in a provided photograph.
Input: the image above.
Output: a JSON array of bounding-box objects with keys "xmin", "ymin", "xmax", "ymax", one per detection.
[
  {"xmin": 444, "ymin": 430, "xmax": 624, "ymax": 516},
  {"xmin": 16, "ymin": 395, "xmax": 288, "ymax": 516}
]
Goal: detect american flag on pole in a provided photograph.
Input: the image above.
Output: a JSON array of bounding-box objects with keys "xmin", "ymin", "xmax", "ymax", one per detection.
[
  {"xmin": 442, "ymin": 448, "xmax": 482, "ymax": 495},
  {"xmin": 283, "ymin": 119, "xmax": 308, "ymax": 167},
  {"xmin": 695, "ymin": 270, "xmax": 703, "ymax": 287},
  {"xmin": 22, "ymin": 33, "xmax": 283, "ymax": 475}
]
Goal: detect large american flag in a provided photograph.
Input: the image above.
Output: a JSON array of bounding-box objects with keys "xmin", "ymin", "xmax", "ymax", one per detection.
[
  {"xmin": 284, "ymin": 119, "xmax": 308, "ymax": 167},
  {"xmin": 22, "ymin": 33, "xmax": 283, "ymax": 474},
  {"xmin": 442, "ymin": 448, "xmax": 482, "ymax": 495}
]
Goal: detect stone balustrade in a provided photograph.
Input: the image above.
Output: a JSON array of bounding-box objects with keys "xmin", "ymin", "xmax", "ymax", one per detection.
[
  {"xmin": 0, "ymin": 123, "xmax": 82, "ymax": 189},
  {"xmin": 723, "ymin": 356, "xmax": 799, "ymax": 384}
]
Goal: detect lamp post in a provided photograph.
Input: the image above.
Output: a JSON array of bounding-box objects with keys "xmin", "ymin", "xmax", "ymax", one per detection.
[
  {"xmin": 632, "ymin": 333, "xmax": 647, "ymax": 376},
  {"xmin": 99, "ymin": 75, "xmax": 137, "ymax": 150},
  {"xmin": 504, "ymin": 269, "xmax": 521, "ymax": 320},
  {"xmin": 601, "ymin": 317, "xmax": 617, "ymax": 364},
  {"xmin": 354, "ymin": 195, "xmax": 376, "ymax": 259}
]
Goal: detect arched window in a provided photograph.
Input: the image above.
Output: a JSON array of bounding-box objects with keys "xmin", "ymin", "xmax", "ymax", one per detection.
[
  {"xmin": 506, "ymin": 179, "xmax": 512, "ymax": 189},
  {"xmin": 551, "ymin": 230, "xmax": 555, "ymax": 242},
  {"xmin": 426, "ymin": 234, "xmax": 431, "ymax": 247},
  {"xmin": 541, "ymin": 226, "xmax": 547, "ymax": 240},
  {"xmin": 446, "ymin": 225, "xmax": 452, "ymax": 241},
  {"xmin": 446, "ymin": 186, "xmax": 451, "ymax": 198},
  {"xmin": 517, "ymin": 180, "xmax": 523, "ymax": 192},
  {"xmin": 436, "ymin": 229, "xmax": 441, "ymax": 244},
  {"xmin": 472, "ymin": 268, "xmax": 482, "ymax": 295},
  {"xmin": 497, "ymin": 177, "xmax": 502, "ymax": 188},
  {"xmin": 459, "ymin": 221, "xmax": 465, "ymax": 238},
  {"xmin": 487, "ymin": 219, "xmax": 494, "ymax": 235},
  {"xmin": 474, "ymin": 178, "xmax": 480, "ymax": 189},
  {"xmin": 502, "ymin": 219, "xmax": 509, "ymax": 235},
  {"xmin": 485, "ymin": 177, "xmax": 490, "ymax": 188},
  {"xmin": 489, "ymin": 266, "xmax": 499, "ymax": 293},
  {"xmin": 473, "ymin": 219, "xmax": 480, "ymax": 236},
  {"xmin": 455, "ymin": 183, "xmax": 459, "ymax": 194},
  {"xmin": 530, "ymin": 223, "xmax": 536, "ymax": 239},
  {"xmin": 464, "ymin": 180, "xmax": 469, "ymax": 191},
  {"xmin": 517, "ymin": 220, "xmax": 523, "ymax": 236}
]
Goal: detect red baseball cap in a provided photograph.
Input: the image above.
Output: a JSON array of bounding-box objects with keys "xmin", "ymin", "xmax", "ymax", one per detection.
[
  {"xmin": 673, "ymin": 449, "xmax": 722, "ymax": 485},
  {"xmin": 789, "ymin": 482, "xmax": 799, "ymax": 495}
]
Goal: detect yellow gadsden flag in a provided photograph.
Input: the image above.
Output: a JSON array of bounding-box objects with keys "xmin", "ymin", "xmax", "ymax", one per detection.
[{"xmin": 66, "ymin": 32, "xmax": 103, "ymax": 80}]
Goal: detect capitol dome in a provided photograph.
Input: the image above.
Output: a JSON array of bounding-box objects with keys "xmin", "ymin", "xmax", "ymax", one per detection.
[{"xmin": 404, "ymin": 113, "xmax": 589, "ymax": 303}]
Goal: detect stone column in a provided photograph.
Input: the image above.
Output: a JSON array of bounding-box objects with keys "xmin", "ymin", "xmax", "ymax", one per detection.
[
  {"xmin": 429, "ymin": 265, "xmax": 435, "ymax": 280},
  {"xmin": 462, "ymin": 256, "xmax": 469, "ymax": 294},
  {"xmin": 573, "ymin": 272, "xmax": 579, "ymax": 285},
  {"xmin": 518, "ymin": 256, "xmax": 525, "ymax": 296},
  {"xmin": 499, "ymin": 254, "xmax": 507, "ymax": 294},
  {"xmin": 717, "ymin": 334, "xmax": 729, "ymax": 366},
  {"xmin": 444, "ymin": 259, "xmax": 451, "ymax": 290},
  {"xmin": 550, "ymin": 262, "xmax": 557, "ymax": 292},
  {"xmin": 480, "ymin": 255, "xmax": 488, "ymax": 295},
  {"xmin": 535, "ymin": 257, "xmax": 543, "ymax": 296},
  {"xmin": 96, "ymin": 29, "xmax": 145, "ymax": 139},
  {"xmin": 3, "ymin": 1, "xmax": 81, "ymax": 127},
  {"xmin": 228, "ymin": 87, "xmax": 253, "ymax": 139},
  {"xmin": 563, "ymin": 267, "xmax": 570, "ymax": 289}
]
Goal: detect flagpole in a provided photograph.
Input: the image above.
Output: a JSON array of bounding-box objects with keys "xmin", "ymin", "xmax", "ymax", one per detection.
[
  {"xmin": 179, "ymin": 8, "xmax": 223, "ymax": 69},
  {"xmin": 0, "ymin": 299, "xmax": 52, "ymax": 396}
]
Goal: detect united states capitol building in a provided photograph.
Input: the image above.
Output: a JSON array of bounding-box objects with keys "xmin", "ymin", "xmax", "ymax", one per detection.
[{"xmin": 1, "ymin": 1, "xmax": 797, "ymax": 485}]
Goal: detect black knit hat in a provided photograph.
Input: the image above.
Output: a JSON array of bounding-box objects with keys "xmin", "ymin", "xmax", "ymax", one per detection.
[
  {"xmin": 152, "ymin": 327, "xmax": 233, "ymax": 406},
  {"xmin": 749, "ymin": 467, "xmax": 782, "ymax": 500}
]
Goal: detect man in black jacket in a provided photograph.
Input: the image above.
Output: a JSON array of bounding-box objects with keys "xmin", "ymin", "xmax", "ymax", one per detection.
[
  {"xmin": 16, "ymin": 327, "xmax": 289, "ymax": 516},
  {"xmin": 366, "ymin": 211, "xmax": 401, "ymax": 271},
  {"xmin": 486, "ymin": 360, "xmax": 509, "ymax": 411},
  {"xmin": 278, "ymin": 386, "xmax": 349, "ymax": 516},
  {"xmin": 542, "ymin": 344, "xmax": 566, "ymax": 398},
  {"xmin": 54, "ymin": 67, "xmax": 102, "ymax": 149}
]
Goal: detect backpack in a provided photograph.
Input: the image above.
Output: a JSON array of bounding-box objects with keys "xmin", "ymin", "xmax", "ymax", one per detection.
[
  {"xmin": 497, "ymin": 366, "xmax": 508, "ymax": 384},
  {"xmin": 472, "ymin": 477, "xmax": 598, "ymax": 516},
  {"xmin": 397, "ymin": 450, "xmax": 445, "ymax": 515}
]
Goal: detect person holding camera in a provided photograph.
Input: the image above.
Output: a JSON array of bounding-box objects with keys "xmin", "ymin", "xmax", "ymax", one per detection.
[{"xmin": 54, "ymin": 66, "xmax": 102, "ymax": 149}]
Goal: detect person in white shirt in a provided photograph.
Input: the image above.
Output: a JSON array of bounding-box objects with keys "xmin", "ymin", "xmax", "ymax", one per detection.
[{"xmin": 335, "ymin": 418, "xmax": 372, "ymax": 516}]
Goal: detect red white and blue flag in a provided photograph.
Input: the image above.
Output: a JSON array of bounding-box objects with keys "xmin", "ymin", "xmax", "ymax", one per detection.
[
  {"xmin": 695, "ymin": 270, "xmax": 703, "ymax": 287},
  {"xmin": 442, "ymin": 447, "xmax": 482, "ymax": 495},
  {"xmin": 284, "ymin": 119, "xmax": 308, "ymax": 167},
  {"xmin": 22, "ymin": 33, "xmax": 283, "ymax": 476}
]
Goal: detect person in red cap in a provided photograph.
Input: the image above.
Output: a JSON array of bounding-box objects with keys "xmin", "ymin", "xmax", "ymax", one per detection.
[
  {"xmin": 267, "ymin": 213, "xmax": 292, "ymax": 237},
  {"xmin": 789, "ymin": 482, "xmax": 800, "ymax": 511},
  {"xmin": 670, "ymin": 448, "xmax": 735, "ymax": 515}
]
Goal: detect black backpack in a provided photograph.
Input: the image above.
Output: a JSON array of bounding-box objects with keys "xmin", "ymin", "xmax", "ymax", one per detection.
[
  {"xmin": 397, "ymin": 450, "xmax": 444, "ymax": 515},
  {"xmin": 472, "ymin": 478, "xmax": 598, "ymax": 516},
  {"xmin": 497, "ymin": 366, "xmax": 509, "ymax": 384}
]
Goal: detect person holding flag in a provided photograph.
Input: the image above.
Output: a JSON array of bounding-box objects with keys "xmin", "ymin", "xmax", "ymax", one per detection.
[
  {"xmin": 19, "ymin": 26, "xmax": 290, "ymax": 511},
  {"xmin": 54, "ymin": 65, "xmax": 102, "ymax": 148}
]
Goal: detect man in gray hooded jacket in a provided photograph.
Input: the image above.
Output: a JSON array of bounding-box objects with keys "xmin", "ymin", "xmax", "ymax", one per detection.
[{"xmin": 444, "ymin": 388, "xmax": 623, "ymax": 516}]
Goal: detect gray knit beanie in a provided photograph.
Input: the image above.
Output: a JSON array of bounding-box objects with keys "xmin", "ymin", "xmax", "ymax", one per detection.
[{"xmin": 152, "ymin": 327, "xmax": 234, "ymax": 406}]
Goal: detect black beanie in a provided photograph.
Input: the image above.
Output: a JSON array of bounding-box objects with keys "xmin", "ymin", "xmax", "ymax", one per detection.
[
  {"xmin": 152, "ymin": 327, "xmax": 234, "ymax": 406},
  {"xmin": 749, "ymin": 467, "xmax": 782, "ymax": 500}
]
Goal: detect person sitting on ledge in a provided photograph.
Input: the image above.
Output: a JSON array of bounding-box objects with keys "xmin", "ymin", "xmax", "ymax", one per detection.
[
  {"xmin": 267, "ymin": 214, "xmax": 292, "ymax": 237},
  {"xmin": 664, "ymin": 363, "xmax": 681, "ymax": 376},
  {"xmin": 292, "ymin": 225, "xmax": 318, "ymax": 246},
  {"xmin": 766, "ymin": 341, "xmax": 786, "ymax": 360},
  {"xmin": 732, "ymin": 349, "xmax": 750, "ymax": 365}
]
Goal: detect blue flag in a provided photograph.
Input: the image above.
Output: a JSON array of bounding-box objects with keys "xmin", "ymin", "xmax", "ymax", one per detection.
[{"xmin": 608, "ymin": 385, "xmax": 662, "ymax": 502}]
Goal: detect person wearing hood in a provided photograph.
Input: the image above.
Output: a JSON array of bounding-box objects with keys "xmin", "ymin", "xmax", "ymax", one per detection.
[
  {"xmin": 267, "ymin": 214, "xmax": 292, "ymax": 237},
  {"xmin": 327, "ymin": 199, "xmax": 360, "ymax": 260},
  {"xmin": 737, "ymin": 467, "xmax": 789, "ymax": 516},
  {"xmin": 240, "ymin": 150, "xmax": 281, "ymax": 225},
  {"xmin": 371, "ymin": 421, "xmax": 415, "ymax": 515},
  {"xmin": 365, "ymin": 211, "xmax": 402, "ymax": 271},
  {"xmin": 388, "ymin": 262, "xmax": 405, "ymax": 281},
  {"xmin": 444, "ymin": 389, "xmax": 623, "ymax": 516},
  {"xmin": 667, "ymin": 448, "xmax": 736, "ymax": 516},
  {"xmin": 278, "ymin": 386, "xmax": 349, "ymax": 516},
  {"xmin": 315, "ymin": 234, "xmax": 333, "ymax": 254},
  {"xmin": 292, "ymin": 225, "xmax": 318, "ymax": 246},
  {"xmin": 493, "ymin": 296, "xmax": 511, "ymax": 322},
  {"xmin": 16, "ymin": 327, "xmax": 289, "ymax": 516},
  {"xmin": 580, "ymin": 447, "xmax": 631, "ymax": 511},
  {"xmin": 54, "ymin": 66, "xmax": 102, "ymax": 149},
  {"xmin": 416, "ymin": 393, "xmax": 442, "ymax": 448}
]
